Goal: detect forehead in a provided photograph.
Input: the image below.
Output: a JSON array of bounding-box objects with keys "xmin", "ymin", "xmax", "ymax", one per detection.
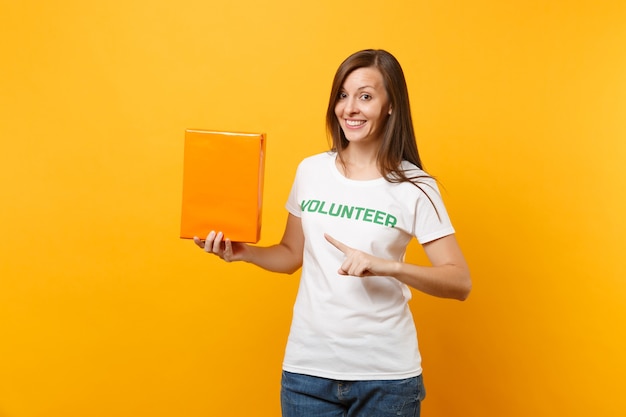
[{"xmin": 342, "ymin": 67, "xmax": 385, "ymax": 89}]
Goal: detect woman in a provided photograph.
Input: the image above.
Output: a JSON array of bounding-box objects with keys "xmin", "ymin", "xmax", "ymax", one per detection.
[{"xmin": 194, "ymin": 49, "xmax": 471, "ymax": 417}]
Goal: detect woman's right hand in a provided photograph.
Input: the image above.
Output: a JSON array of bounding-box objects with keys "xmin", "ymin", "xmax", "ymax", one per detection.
[{"xmin": 193, "ymin": 231, "xmax": 248, "ymax": 262}]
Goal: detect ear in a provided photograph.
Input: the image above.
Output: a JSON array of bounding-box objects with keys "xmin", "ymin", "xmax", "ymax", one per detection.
[{"xmin": 388, "ymin": 106, "xmax": 393, "ymax": 115}]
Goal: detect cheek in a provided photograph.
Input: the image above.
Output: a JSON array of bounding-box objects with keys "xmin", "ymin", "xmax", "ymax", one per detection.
[{"xmin": 334, "ymin": 103, "xmax": 343, "ymax": 119}]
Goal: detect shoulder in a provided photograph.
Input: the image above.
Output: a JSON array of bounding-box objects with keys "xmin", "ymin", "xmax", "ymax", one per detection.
[
  {"xmin": 296, "ymin": 151, "xmax": 335, "ymax": 171},
  {"xmin": 390, "ymin": 161, "xmax": 444, "ymax": 202},
  {"xmin": 396, "ymin": 161, "xmax": 437, "ymax": 186},
  {"xmin": 399, "ymin": 159, "xmax": 427, "ymax": 176},
  {"xmin": 300, "ymin": 151, "xmax": 335, "ymax": 164}
]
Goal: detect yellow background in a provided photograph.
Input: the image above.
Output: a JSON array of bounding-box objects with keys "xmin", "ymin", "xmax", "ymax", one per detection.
[{"xmin": 1, "ymin": 1, "xmax": 625, "ymax": 416}]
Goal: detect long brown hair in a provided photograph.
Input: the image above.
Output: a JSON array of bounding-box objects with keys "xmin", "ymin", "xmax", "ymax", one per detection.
[{"xmin": 326, "ymin": 50, "xmax": 439, "ymax": 207}]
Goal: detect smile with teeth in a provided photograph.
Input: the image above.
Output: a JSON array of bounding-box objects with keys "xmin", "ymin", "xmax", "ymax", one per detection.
[{"xmin": 346, "ymin": 119, "xmax": 366, "ymax": 127}]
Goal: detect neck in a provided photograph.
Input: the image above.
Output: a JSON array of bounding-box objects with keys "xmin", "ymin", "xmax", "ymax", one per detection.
[{"xmin": 336, "ymin": 145, "xmax": 381, "ymax": 180}]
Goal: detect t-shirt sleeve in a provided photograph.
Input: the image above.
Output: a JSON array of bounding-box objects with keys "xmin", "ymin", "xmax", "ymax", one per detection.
[
  {"xmin": 413, "ymin": 179, "xmax": 456, "ymax": 244},
  {"xmin": 285, "ymin": 164, "xmax": 302, "ymax": 217}
]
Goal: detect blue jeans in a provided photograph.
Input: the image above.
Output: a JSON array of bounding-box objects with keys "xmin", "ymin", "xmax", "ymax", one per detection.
[{"xmin": 280, "ymin": 371, "xmax": 425, "ymax": 417}]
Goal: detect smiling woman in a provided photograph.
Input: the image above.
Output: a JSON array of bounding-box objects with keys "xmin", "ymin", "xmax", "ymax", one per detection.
[{"xmin": 195, "ymin": 49, "xmax": 471, "ymax": 417}]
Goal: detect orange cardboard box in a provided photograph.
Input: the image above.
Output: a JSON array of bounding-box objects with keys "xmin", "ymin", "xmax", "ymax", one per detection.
[{"xmin": 180, "ymin": 129, "xmax": 266, "ymax": 243}]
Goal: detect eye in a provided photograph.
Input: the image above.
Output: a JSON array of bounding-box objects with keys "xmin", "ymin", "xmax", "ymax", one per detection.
[
  {"xmin": 338, "ymin": 91, "xmax": 348, "ymax": 100},
  {"xmin": 360, "ymin": 93, "xmax": 372, "ymax": 100}
]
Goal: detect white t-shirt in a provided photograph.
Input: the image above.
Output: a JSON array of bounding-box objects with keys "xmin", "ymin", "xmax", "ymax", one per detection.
[{"xmin": 282, "ymin": 151, "xmax": 455, "ymax": 380}]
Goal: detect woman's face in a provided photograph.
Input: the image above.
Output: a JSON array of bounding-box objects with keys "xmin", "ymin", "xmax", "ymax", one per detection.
[{"xmin": 334, "ymin": 67, "xmax": 391, "ymax": 146}]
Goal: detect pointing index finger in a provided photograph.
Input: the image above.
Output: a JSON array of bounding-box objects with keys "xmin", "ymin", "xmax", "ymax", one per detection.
[{"xmin": 324, "ymin": 233, "xmax": 350, "ymax": 254}]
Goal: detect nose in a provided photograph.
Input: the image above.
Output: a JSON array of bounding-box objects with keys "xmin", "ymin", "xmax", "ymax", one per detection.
[{"xmin": 342, "ymin": 96, "xmax": 359, "ymax": 116}]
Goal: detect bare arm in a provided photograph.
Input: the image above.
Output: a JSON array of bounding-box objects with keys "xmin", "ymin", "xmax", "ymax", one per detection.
[
  {"xmin": 324, "ymin": 233, "xmax": 471, "ymax": 301},
  {"xmin": 193, "ymin": 214, "xmax": 304, "ymax": 274}
]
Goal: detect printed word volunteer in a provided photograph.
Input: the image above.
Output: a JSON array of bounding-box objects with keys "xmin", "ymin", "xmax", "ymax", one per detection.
[{"xmin": 300, "ymin": 199, "xmax": 398, "ymax": 228}]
